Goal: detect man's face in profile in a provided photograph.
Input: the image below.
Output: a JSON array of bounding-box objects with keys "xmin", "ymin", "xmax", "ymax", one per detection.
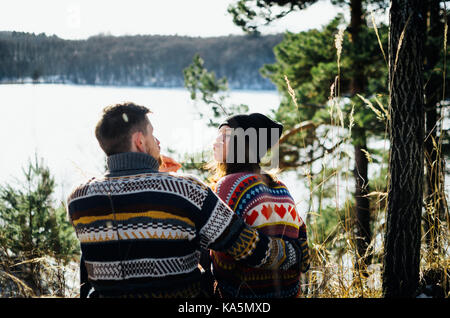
[{"xmin": 143, "ymin": 118, "xmax": 161, "ymax": 161}]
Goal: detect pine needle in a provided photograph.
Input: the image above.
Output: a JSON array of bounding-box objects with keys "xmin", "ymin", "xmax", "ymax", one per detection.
[
  {"xmin": 284, "ymin": 74, "xmax": 299, "ymax": 109},
  {"xmin": 371, "ymin": 11, "xmax": 387, "ymax": 66},
  {"xmin": 360, "ymin": 149, "xmax": 373, "ymax": 163},
  {"xmin": 357, "ymin": 94, "xmax": 385, "ymax": 121}
]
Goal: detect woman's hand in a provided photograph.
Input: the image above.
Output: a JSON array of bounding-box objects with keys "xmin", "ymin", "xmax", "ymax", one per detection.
[{"xmin": 159, "ymin": 155, "xmax": 182, "ymax": 173}]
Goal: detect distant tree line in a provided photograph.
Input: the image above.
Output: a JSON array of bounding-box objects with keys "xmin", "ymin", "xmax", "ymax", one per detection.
[{"xmin": 0, "ymin": 31, "xmax": 283, "ymax": 89}]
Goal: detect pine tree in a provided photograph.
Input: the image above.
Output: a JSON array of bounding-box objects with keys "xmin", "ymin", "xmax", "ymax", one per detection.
[{"xmin": 0, "ymin": 156, "xmax": 79, "ymax": 296}]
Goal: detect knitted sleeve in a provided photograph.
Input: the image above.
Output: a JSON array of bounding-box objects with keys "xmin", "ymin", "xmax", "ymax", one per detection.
[
  {"xmin": 214, "ymin": 176, "xmax": 229, "ymax": 203},
  {"xmin": 184, "ymin": 175, "xmax": 303, "ymax": 270},
  {"xmin": 276, "ymin": 181, "xmax": 311, "ymax": 273},
  {"xmin": 297, "ymin": 221, "xmax": 311, "ymax": 273}
]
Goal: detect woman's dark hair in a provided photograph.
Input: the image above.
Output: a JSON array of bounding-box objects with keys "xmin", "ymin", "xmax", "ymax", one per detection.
[
  {"xmin": 207, "ymin": 112, "xmax": 282, "ymax": 187},
  {"xmin": 206, "ymin": 137, "xmax": 279, "ymax": 188}
]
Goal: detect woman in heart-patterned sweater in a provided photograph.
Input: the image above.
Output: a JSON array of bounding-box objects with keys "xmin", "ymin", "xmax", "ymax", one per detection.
[{"xmin": 207, "ymin": 113, "xmax": 310, "ymax": 298}]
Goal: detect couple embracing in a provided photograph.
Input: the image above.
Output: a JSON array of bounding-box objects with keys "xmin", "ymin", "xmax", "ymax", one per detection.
[{"xmin": 67, "ymin": 102, "xmax": 310, "ymax": 298}]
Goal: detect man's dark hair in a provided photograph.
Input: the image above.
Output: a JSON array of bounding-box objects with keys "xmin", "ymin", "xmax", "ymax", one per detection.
[{"xmin": 95, "ymin": 102, "xmax": 151, "ymax": 156}]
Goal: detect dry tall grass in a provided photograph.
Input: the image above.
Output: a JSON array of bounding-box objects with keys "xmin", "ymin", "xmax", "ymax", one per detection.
[
  {"xmin": 0, "ymin": 254, "xmax": 80, "ymax": 298},
  {"xmin": 294, "ymin": 17, "xmax": 449, "ymax": 298}
]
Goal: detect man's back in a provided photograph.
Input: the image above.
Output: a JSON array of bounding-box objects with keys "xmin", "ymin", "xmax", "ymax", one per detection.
[{"xmin": 69, "ymin": 171, "xmax": 207, "ymax": 297}]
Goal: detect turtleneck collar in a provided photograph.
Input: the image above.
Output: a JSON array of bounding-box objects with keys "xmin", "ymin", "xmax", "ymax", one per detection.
[{"xmin": 106, "ymin": 152, "xmax": 160, "ymax": 176}]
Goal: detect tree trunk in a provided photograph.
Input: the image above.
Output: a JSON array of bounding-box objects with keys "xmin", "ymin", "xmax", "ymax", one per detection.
[
  {"xmin": 349, "ymin": 0, "xmax": 372, "ymax": 272},
  {"xmin": 382, "ymin": 0, "xmax": 425, "ymax": 298},
  {"xmin": 349, "ymin": 0, "xmax": 366, "ymax": 93},
  {"xmin": 353, "ymin": 129, "xmax": 372, "ymax": 269}
]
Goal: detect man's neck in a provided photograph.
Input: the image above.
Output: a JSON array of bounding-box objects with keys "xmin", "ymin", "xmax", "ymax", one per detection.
[{"xmin": 106, "ymin": 152, "xmax": 160, "ymax": 176}]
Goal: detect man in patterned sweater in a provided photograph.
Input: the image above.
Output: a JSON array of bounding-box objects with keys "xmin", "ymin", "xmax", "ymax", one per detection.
[{"xmin": 67, "ymin": 102, "xmax": 307, "ymax": 298}]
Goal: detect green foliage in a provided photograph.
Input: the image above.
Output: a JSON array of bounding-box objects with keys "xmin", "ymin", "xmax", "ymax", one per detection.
[
  {"xmin": 306, "ymin": 162, "xmax": 350, "ymax": 246},
  {"xmin": 228, "ymin": 0, "xmax": 319, "ymax": 34},
  {"xmin": 308, "ymin": 154, "xmax": 389, "ymax": 253},
  {"xmin": 254, "ymin": 14, "xmax": 389, "ymax": 173},
  {"xmin": 262, "ymin": 15, "xmax": 389, "ymax": 129},
  {"xmin": 183, "ymin": 54, "xmax": 230, "ymax": 126},
  {"xmin": 184, "ymin": 54, "xmax": 228, "ymax": 102},
  {"xmin": 310, "ymin": 204, "xmax": 347, "ymax": 250},
  {"xmin": 183, "ymin": 54, "xmax": 249, "ymax": 127},
  {"xmin": 0, "ymin": 157, "xmax": 79, "ymax": 263},
  {"xmin": 178, "ymin": 149, "xmax": 212, "ymax": 182},
  {"xmin": 228, "ymin": 0, "xmax": 389, "ymax": 34}
]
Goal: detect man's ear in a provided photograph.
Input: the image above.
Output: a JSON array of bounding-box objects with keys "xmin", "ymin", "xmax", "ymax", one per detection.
[{"xmin": 131, "ymin": 131, "xmax": 146, "ymax": 153}]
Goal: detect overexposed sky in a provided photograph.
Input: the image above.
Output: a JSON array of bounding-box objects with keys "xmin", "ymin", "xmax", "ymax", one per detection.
[{"xmin": 0, "ymin": 0, "xmax": 349, "ymax": 39}]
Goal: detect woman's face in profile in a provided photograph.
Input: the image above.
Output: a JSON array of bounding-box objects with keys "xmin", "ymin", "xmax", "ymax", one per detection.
[{"xmin": 213, "ymin": 125, "xmax": 232, "ymax": 163}]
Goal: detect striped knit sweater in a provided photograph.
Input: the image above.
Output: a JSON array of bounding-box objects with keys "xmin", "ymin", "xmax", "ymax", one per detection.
[
  {"xmin": 211, "ymin": 172, "xmax": 310, "ymax": 298},
  {"xmin": 67, "ymin": 152, "xmax": 306, "ymax": 298}
]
